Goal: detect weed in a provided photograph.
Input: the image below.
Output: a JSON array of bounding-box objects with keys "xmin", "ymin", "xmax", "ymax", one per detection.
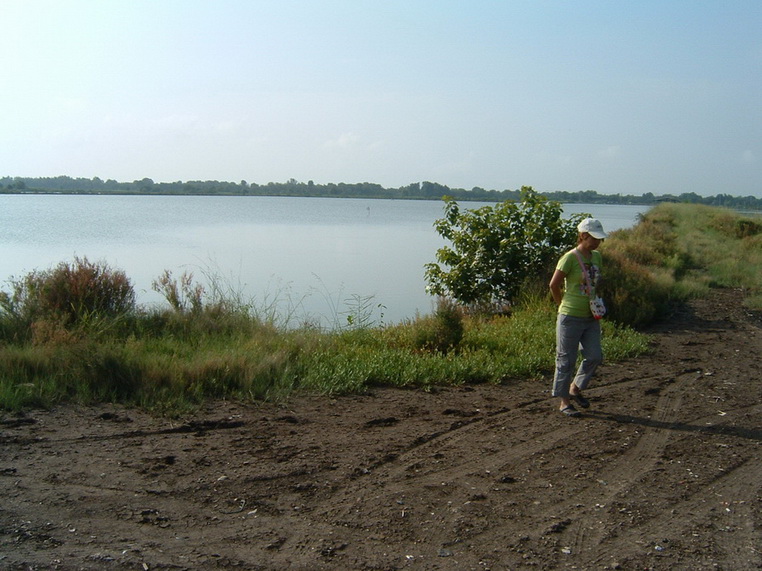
[
  {"xmin": 152, "ymin": 270, "xmax": 204, "ymax": 313},
  {"xmin": 412, "ymin": 297, "xmax": 464, "ymax": 354},
  {"xmin": 0, "ymin": 257, "xmax": 135, "ymax": 342}
]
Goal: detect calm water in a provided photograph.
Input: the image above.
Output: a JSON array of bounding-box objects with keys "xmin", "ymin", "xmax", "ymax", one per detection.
[{"xmin": 0, "ymin": 195, "xmax": 647, "ymax": 325}]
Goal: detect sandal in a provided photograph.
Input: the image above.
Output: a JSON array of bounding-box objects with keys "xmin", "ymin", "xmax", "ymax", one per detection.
[
  {"xmin": 571, "ymin": 392, "xmax": 590, "ymax": 409},
  {"xmin": 560, "ymin": 405, "xmax": 581, "ymax": 417}
]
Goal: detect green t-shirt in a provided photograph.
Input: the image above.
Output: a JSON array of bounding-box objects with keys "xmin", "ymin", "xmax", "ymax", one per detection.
[{"xmin": 556, "ymin": 249, "xmax": 603, "ymax": 317}]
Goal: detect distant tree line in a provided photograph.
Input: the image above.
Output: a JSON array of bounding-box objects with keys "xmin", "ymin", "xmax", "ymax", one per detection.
[{"xmin": 1, "ymin": 175, "xmax": 760, "ymax": 209}]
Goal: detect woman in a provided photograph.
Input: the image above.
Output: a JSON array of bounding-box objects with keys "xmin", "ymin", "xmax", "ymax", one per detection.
[{"xmin": 549, "ymin": 218, "xmax": 608, "ymax": 417}]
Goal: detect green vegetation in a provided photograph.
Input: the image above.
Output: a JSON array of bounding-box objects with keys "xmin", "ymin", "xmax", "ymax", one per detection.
[
  {"xmin": 1, "ymin": 202, "xmax": 760, "ymax": 416},
  {"xmin": 2, "ymin": 175, "xmax": 761, "ymax": 209},
  {"xmin": 602, "ymin": 202, "xmax": 762, "ymax": 322},
  {"xmin": 425, "ymin": 187, "xmax": 587, "ymax": 308}
]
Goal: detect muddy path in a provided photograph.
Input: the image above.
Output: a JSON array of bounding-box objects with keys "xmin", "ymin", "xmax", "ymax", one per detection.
[{"xmin": 1, "ymin": 288, "xmax": 761, "ymax": 570}]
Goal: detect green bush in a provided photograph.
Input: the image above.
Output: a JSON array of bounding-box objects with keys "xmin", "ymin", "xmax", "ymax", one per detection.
[{"xmin": 425, "ymin": 187, "xmax": 586, "ymax": 307}]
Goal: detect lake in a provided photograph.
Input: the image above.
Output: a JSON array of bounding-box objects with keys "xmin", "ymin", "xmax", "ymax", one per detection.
[{"xmin": 0, "ymin": 195, "xmax": 648, "ymax": 326}]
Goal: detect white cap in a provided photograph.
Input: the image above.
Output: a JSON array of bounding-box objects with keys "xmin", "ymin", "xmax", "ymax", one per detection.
[{"xmin": 577, "ymin": 218, "xmax": 608, "ymax": 239}]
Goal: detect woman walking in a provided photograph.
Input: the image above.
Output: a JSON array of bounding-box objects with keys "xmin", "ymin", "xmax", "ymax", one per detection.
[{"xmin": 549, "ymin": 218, "xmax": 608, "ymax": 417}]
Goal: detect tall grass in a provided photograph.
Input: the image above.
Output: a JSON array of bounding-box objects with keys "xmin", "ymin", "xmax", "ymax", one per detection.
[
  {"xmin": 0, "ymin": 269, "xmax": 648, "ymax": 415},
  {"xmin": 1, "ymin": 202, "xmax": 758, "ymax": 415},
  {"xmin": 602, "ymin": 203, "xmax": 762, "ymax": 315}
]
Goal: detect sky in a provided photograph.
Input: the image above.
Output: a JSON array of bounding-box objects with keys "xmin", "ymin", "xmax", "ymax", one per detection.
[{"xmin": 1, "ymin": 0, "xmax": 761, "ymax": 197}]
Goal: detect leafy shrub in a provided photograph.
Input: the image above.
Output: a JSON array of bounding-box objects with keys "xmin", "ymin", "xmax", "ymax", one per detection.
[{"xmin": 424, "ymin": 187, "xmax": 586, "ymax": 307}]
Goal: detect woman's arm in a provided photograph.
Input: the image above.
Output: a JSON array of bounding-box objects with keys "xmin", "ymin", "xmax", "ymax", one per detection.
[{"xmin": 549, "ymin": 270, "xmax": 566, "ymax": 307}]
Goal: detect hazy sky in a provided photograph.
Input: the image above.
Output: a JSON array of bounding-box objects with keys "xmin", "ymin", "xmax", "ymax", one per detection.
[{"xmin": 2, "ymin": 1, "xmax": 760, "ymax": 196}]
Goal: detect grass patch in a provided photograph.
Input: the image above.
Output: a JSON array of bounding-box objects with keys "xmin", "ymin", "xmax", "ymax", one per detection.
[{"xmin": 601, "ymin": 203, "xmax": 762, "ymax": 315}]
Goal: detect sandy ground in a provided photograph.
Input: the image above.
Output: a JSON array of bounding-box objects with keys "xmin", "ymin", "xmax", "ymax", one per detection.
[{"xmin": 1, "ymin": 288, "xmax": 761, "ymax": 570}]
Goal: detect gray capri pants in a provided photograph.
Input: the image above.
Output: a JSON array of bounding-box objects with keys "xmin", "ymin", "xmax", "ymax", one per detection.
[{"xmin": 552, "ymin": 314, "xmax": 603, "ymax": 398}]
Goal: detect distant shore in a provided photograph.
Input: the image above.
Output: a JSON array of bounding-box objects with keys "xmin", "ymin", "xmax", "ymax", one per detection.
[{"xmin": 2, "ymin": 176, "xmax": 761, "ymax": 210}]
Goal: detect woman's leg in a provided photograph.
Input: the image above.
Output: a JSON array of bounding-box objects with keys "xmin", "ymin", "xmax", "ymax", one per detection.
[
  {"xmin": 552, "ymin": 315, "xmax": 584, "ymax": 399},
  {"xmin": 572, "ymin": 319, "xmax": 602, "ymax": 392}
]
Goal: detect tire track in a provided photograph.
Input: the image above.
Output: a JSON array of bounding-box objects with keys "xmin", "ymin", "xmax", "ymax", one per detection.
[
  {"xmin": 313, "ymin": 362, "xmax": 737, "ymax": 566},
  {"xmin": 584, "ymin": 456, "xmax": 762, "ymax": 569},
  {"xmin": 564, "ymin": 368, "xmax": 701, "ymax": 555},
  {"xmin": 311, "ymin": 403, "xmax": 590, "ymax": 531}
]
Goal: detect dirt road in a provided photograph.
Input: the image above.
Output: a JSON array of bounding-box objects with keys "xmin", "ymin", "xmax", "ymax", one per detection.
[{"xmin": 1, "ymin": 289, "xmax": 760, "ymax": 570}]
